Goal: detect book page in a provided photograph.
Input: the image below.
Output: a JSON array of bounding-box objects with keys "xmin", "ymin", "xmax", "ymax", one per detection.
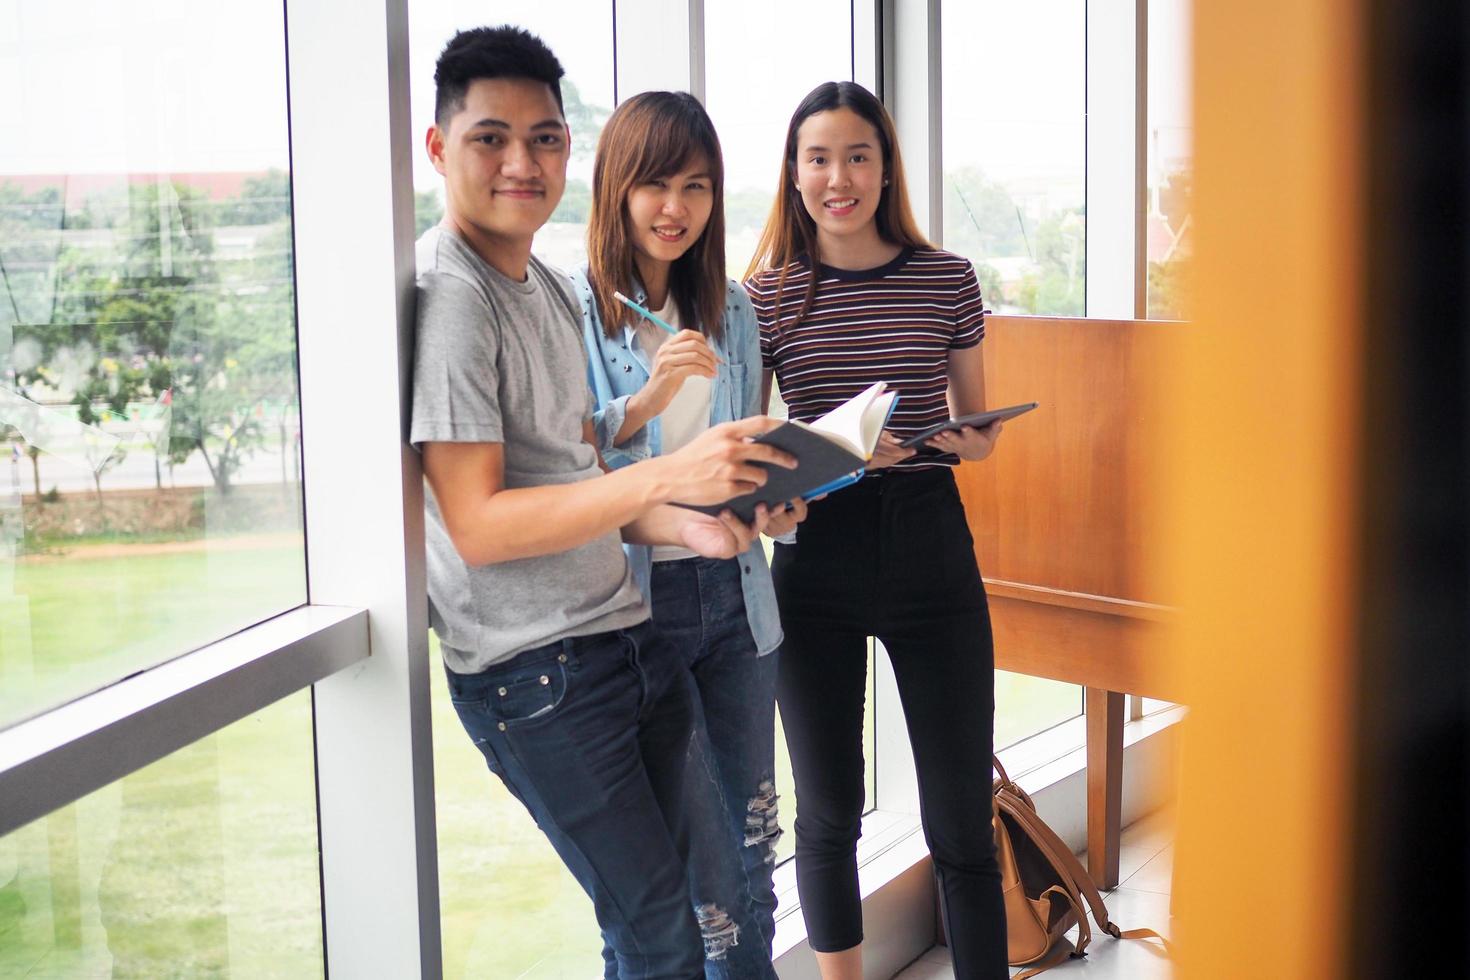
[{"xmin": 809, "ymin": 381, "xmax": 892, "ymax": 459}]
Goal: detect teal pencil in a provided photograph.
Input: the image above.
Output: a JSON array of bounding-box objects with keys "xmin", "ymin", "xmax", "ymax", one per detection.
[{"xmin": 613, "ymin": 290, "xmax": 678, "ymax": 336}]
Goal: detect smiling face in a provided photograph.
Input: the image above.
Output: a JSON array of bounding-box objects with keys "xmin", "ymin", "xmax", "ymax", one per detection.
[
  {"xmin": 793, "ymin": 107, "xmax": 887, "ymax": 249},
  {"xmin": 427, "ymin": 76, "xmax": 569, "ymax": 254},
  {"xmin": 624, "ymin": 157, "xmax": 714, "ymax": 273}
]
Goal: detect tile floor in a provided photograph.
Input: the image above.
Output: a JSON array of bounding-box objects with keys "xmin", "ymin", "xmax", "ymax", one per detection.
[{"xmin": 893, "ymin": 809, "xmax": 1175, "ymax": 980}]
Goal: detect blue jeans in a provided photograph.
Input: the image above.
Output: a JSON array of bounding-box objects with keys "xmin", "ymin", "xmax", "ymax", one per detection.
[
  {"xmin": 638, "ymin": 556, "xmax": 781, "ymax": 980},
  {"xmin": 445, "ymin": 620, "xmax": 706, "ymax": 980}
]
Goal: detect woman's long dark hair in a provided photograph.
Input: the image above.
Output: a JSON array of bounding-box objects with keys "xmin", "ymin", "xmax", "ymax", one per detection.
[
  {"xmin": 744, "ymin": 81, "xmax": 931, "ymax": 328},
  {"xmin": 586, "ymin": 91, "xmax": 726, "ymax": 341}
]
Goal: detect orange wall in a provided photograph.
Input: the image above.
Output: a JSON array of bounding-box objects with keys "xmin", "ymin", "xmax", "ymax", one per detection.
[{"xmin": 1162, "ymin": 1, "xmax": 1363, "ymax": 977}]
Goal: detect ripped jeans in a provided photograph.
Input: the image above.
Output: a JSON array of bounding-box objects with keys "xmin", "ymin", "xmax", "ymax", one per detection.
[{"xmin": 606, "ymin": 555, "xmax": 781, "ymax": 980}]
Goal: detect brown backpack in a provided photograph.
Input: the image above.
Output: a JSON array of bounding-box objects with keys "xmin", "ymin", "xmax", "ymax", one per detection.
[{"xmin": 992, "ymin": 755, "xmax": 1171, "ymax": 977}]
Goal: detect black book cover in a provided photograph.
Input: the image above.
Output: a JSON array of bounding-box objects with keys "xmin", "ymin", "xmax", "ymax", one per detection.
[{"xmin": 671, "ymin": 422, "xmax": 865, "ymax": 524}]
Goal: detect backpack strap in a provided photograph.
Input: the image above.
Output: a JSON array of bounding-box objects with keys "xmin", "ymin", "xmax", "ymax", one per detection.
[
  {"xmin": 997, "ymin": 794, "xmax": 1115, "ymax": 930},
  {"xmin": 1041, "ymin": 883, "xmax": 1091, "ymax": 953},
  {"xmin": 996, "ymin": 785, "xmax": 1174, "ymax": 956},
  {"xmin": 1011, "ymin": 941, "xmax": 1081, "ymax": 980},
  {"xmin": 1042, "ymin": 829, "xmax": 1171, "ymax": 951}
]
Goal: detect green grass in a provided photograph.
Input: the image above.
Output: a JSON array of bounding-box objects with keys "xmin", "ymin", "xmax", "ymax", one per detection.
[
  {"xmin": 0, "ymin": 692, "xmax": 321, "ymax": 979},
  {"xmin": 1, "ymin": 543, "xmax": 307, "ymax": 729},
  {"xmin": 0, "ymin": 544, "xmax": 1084, "ymax": 979},
  {"xmin": 0, "ymin": 541, "xmax": 317, "ymax": 979}
]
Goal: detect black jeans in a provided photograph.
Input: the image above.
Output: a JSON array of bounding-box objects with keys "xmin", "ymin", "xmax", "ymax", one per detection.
[{"xmin": 772, "ymin": 468, "xmax": 1007, "ymax": 979}]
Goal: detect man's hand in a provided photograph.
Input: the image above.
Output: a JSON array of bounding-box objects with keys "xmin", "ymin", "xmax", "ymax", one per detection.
[
  {"xmin": 678, "ymin": 505, "xmax": 773, "ymax": 559},
  {"xmin": 763, "ymin": 496, "xmax": 808, "ymax": 538},
  {"xmin": 867, "ymin": 431, "xmax": 917, "ymax": 470},
  {"xmin": 927, "ymin": 419, "xmax": 1003, "ymax": 462},
  {"xmin": 652, "ymin": 416, "xmax": 797, "ymax": 506}
]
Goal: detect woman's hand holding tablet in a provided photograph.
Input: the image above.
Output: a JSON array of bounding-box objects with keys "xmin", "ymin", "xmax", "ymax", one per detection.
[{"xmin": 896, "ymin": 401, "xmax": 1040, "ymax": 449}]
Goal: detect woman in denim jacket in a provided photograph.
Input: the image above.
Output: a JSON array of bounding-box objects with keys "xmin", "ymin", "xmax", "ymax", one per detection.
[{"xmin": 570, "ymin": 91, "xmax": 806, "ymax": 978}]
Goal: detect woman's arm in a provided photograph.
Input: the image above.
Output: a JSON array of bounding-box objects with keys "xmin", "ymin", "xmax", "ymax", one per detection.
[
  {"xmin": 929, "ymin": 343, "xmax": 1002, "ymax": 462},
  {"xmin": 578, "ymin": 283, "xmax": 647, "ymax": 462},
  {"xmin": 946, "ymin": 342, "xmax": 987, "ymax": 415}
]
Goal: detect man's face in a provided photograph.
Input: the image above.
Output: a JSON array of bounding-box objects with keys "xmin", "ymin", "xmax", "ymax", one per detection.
[{"xmin": 428, "ymin": 77, "xmax": 569, "ymax": 246}]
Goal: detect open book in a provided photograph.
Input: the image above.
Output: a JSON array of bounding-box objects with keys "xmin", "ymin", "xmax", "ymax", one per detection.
[{"xmin": 676, "ymin": 382, "xmax": 898, "ymax": 523}]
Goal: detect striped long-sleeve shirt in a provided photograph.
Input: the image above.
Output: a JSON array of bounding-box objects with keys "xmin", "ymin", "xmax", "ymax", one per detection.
[{"xmin": 747, "ymin": 246, "xmax": 985, "ymax": 472}]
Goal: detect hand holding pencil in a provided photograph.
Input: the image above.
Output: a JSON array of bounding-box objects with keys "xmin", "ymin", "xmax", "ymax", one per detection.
[{"xmin": 614, "ymin": 290, "xmax": 721, "ymax": 412}]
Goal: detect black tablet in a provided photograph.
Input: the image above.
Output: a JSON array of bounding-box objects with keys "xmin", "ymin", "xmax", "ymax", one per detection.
[{"xmin": 897, "ymin": 401, "xmax": 1039, "ymax": 448}]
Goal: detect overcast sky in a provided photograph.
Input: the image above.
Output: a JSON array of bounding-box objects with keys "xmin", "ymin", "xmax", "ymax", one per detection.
[{"xmin": 0, "ymin": 0, "xmax": 1189, "ymax": 187}]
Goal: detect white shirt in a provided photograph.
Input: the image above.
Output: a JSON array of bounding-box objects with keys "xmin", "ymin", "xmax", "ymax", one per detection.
[{"xmin": 637, "ymin": 299, "xmax": 713, "ymax": 562}]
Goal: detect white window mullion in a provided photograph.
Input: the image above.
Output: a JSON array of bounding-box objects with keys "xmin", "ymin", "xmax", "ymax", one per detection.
[
  {"xmin": 1085, "ymin": 0, "xmax": 1149, "ymax": 318},
  {"xmin": 884, "ymin": 0, "xmax": 942, "ymax": 242},
  {"xmin": 615, "ymin": 0, "xmax": 697, "ymax": 101},
  {"xmin": 285, "ymin": 0, "xmax": 439, "ymax": 976},
  {"xmin": 854, "ymin": 0, "xmax": 881, "ymax": 91}
]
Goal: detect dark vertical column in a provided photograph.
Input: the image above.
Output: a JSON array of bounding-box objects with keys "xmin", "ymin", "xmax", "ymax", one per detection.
[{"xmin": 1352, "ymin": 0, "xmax": 1470, "ymax": 974}]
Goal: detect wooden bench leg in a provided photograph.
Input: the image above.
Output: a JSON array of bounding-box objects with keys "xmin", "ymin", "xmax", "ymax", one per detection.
[{"xmin": 1086, "ymin": 687, "xmax": 1125, "ymax": 889}]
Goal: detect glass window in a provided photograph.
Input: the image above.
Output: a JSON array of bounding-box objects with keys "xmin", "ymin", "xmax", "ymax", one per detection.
[
  {"xmin": 939, "ymin": 0, "xmax": 1088, "ymax": 745},
  {"xmin": 941, "ymin": 0, "xmax": 1087, "ymax": 316},
  {"xmin": 1146, "ymin": 0, "xmax": 1192, "ymax": 319},
  {"xmin": 0, "ymin": 0, "xmax": 306, "ymax": 729},
  {"xmin": 704, "ymin": 0, "xmax": 853, "ymax": 281},
  {"xmin": 0, "ymin": 692, "xmax": 321, "ymax": 976},
  {"xmin": 995, "ymin": 671, "xmax": 1084, "ymax": 751},
  {"xmin": 408, "ymin": 6, "xmax": 614, "ymax": 974}
]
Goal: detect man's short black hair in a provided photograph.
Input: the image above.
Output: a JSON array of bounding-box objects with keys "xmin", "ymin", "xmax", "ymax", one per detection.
[{"xmin": 433, "ymin": 26, "xmax": 566, "ymax": 128}]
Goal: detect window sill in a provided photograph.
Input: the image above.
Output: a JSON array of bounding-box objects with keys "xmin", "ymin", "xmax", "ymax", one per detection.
[{"xmin": 0, "ymin": 604, "xmax": 368, "ymax": 836}]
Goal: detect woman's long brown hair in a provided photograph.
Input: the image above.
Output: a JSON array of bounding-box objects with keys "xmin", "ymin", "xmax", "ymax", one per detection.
[
  {"xmin": 743, "ymin": 81, "xmax": 931, "ymax": 330},
  {"xmin": 586, "ymin": 91, "xmax": 726, "ymax": 341}
]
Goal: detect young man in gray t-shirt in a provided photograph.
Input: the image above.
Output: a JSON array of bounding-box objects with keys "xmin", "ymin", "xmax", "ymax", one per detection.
[{"xmin": 410, "ymin": 28, "xmax": 794, "ymax": 978}]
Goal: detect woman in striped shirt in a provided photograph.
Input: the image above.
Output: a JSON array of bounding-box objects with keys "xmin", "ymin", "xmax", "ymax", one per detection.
[{"xmin": 745, "ymin": 81, "xmax": 1008, "ymax": 980}]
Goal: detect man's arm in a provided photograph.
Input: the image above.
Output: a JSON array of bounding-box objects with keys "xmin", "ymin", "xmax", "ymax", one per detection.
[{"xmin": 423, "ymin": 415, "xmax": 791, "ymax": 566}]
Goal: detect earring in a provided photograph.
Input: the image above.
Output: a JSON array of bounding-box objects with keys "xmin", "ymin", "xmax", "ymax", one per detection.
[{"xmin": 883, "ymin": 178, "xmax": 890, "ymax": 186}]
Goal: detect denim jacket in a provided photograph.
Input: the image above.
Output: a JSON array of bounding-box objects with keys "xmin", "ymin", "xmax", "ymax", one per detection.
[{"xmin": 568, "ymin": 263, "xmax": 782, "ymax": 656}]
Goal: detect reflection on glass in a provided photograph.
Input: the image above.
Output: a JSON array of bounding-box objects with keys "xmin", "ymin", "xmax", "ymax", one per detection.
[
  {"xmin": 0, "ymin": 693, "xmax": 322, "ymax": 976},
  {"xmin": 0, "ymin": 0, "xmax": 306, "ymax": 728},
  {"xmin": 409, "ymin": 6, "xmax": 616, "ymax": 975},
  {"xmin": 1147, "ymin": 0, "xmax": 1193, "ymax": 319},
  {"xmin": 941, "ymin": 0, "xmax": 1086, "ymax": 316},
  {"xmin": 704, "ymin": 0, "xmax": 853, "ymax": 280}
]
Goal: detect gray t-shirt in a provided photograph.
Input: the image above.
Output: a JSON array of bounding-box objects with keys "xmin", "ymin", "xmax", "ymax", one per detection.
[{"xmin": 409, "ymin": 226, "xmax": 647, "ymax": 672}]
